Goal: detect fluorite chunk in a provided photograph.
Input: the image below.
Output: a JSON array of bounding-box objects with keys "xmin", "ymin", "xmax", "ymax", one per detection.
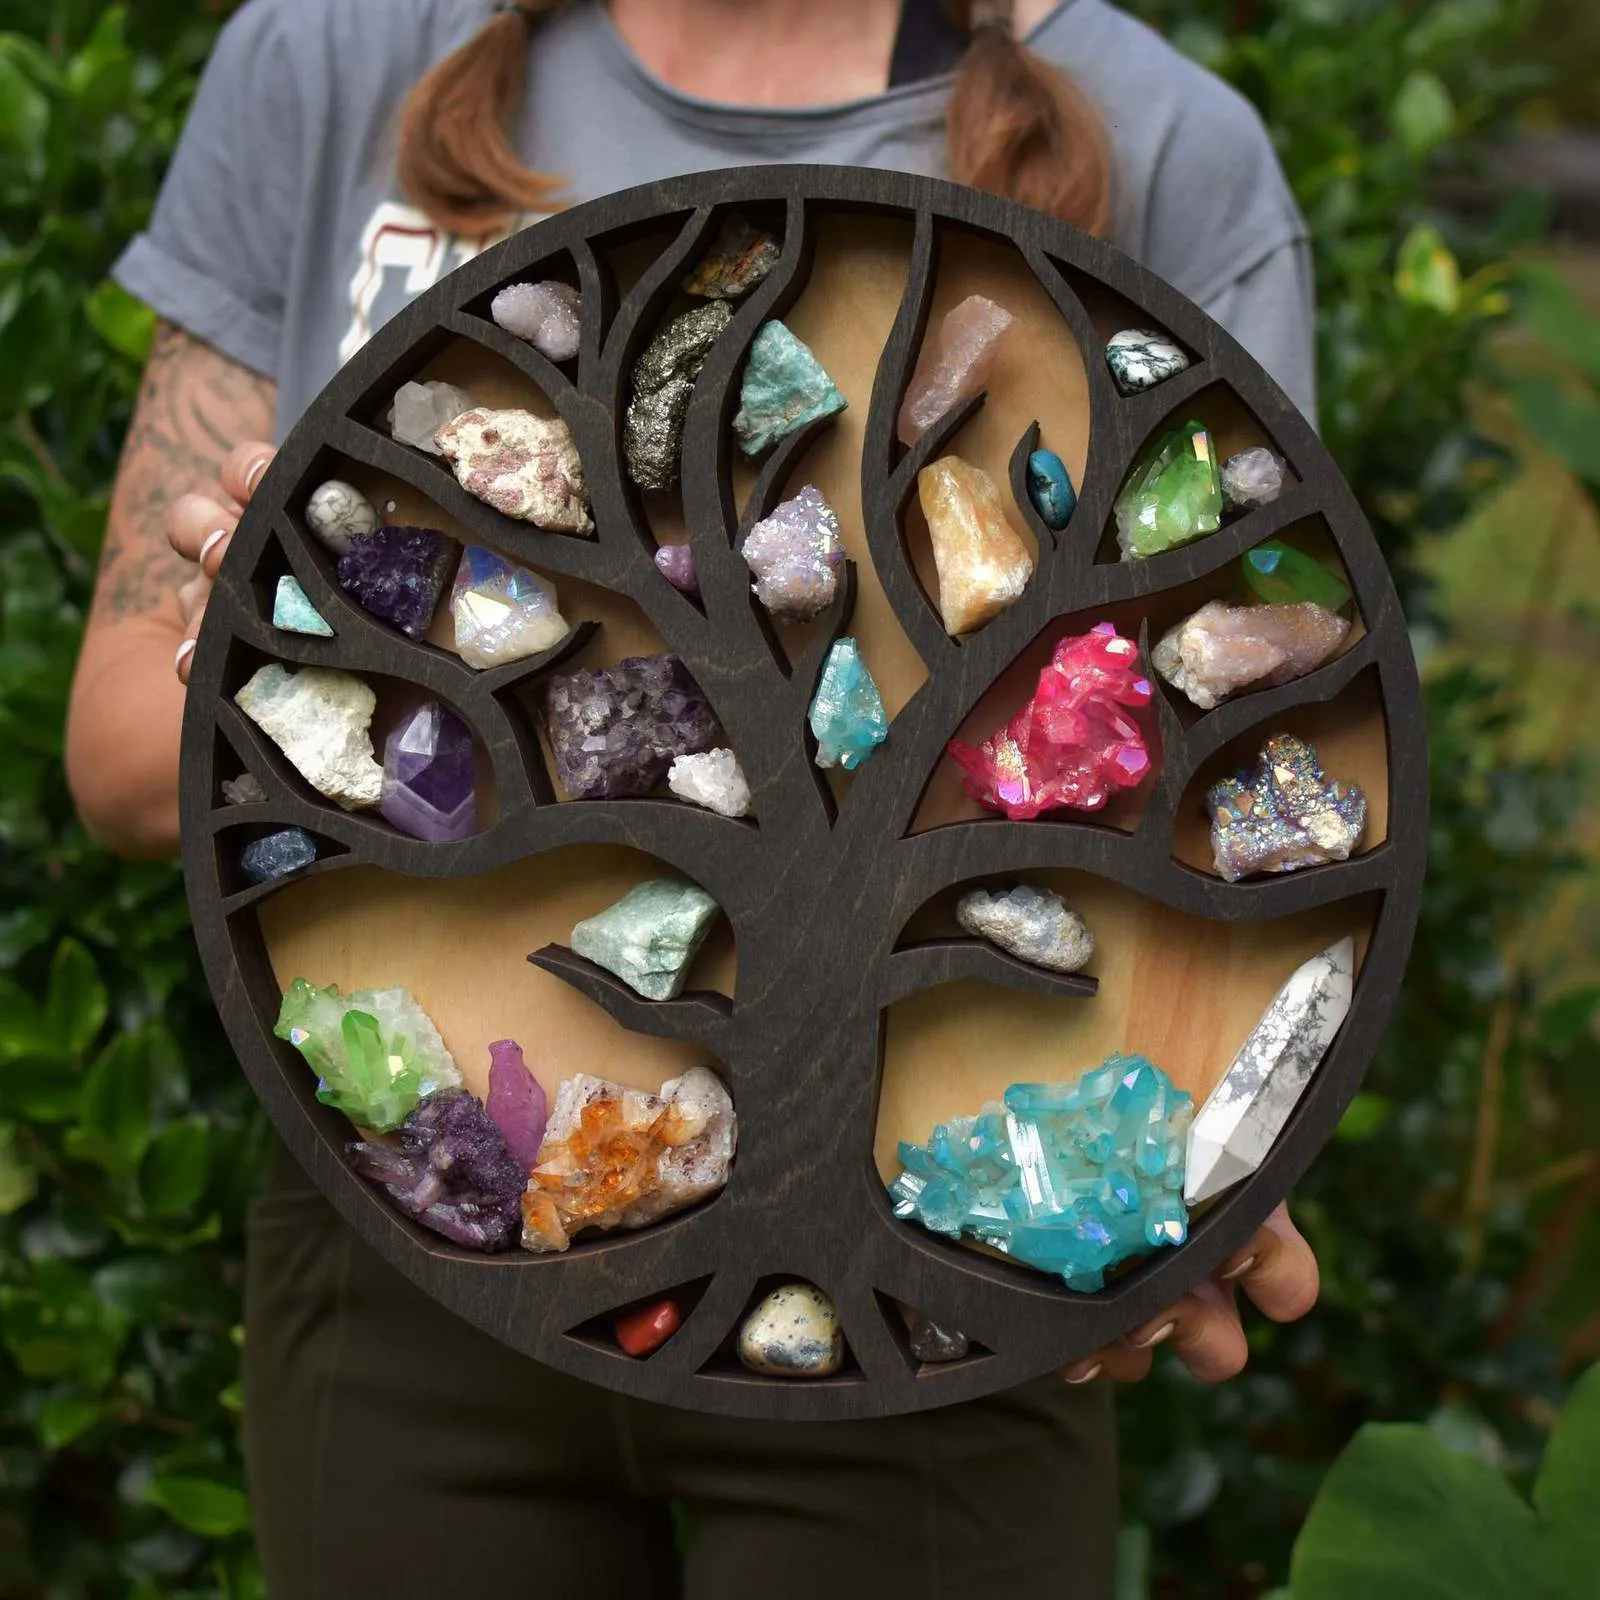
[
  {"xmin": 1153, "ymin": 600, "xmax": 1350, "ymax": 711},
  {"xmin": 1221, "ymin": 445, "xmax": 1287, "ymax": 511},
  {"xmin": 1241, "ymin": 541, "xmax": 1352, "ymax": 612},
  {"xmin": 1026, "ymin": 448, "xmax": 1077, "ymax": 530},
  {"xmin": 947, "ymin": 623, "xmax": 1152, "ymax": 819},
  {"xmin": 570, "ymin": 878, "xmax": 721, "ymax": 1001},
  {"xmin": 654, "ymin": 544, "xmax": 700, "ymax": 596},
  {"xmin": 390, "ymin": 379, "xmax": 478, "ymax": 455},
  {"xmin": 238, "ymin": 827, "xmax": 317, "ymax": 886},
  {"xmin": 1105, "ymin": 327, "xmax": 1190, "ymax": 395},
  {"xmin": 889, "ymin": 1054, "xmax": 1193, "ymax": 1292},
  {"xmin": 520, "ymin": 1066, "xmax": 735, "ymax": 1252},
  {"xmin": 738, "ymin": 1284, "xmax": 844, "ymax": 1378},
  {"xmin": 450, "ymin": 545, "xmax": 568, "ymax": 668},
  {"xmin": 907, "ymin": 1310, "xmax": 970, "ymax": 1364},
  {"xmin": 436, "ymin": 408, "xmax": 593, "ymax": 533},
  {"xmin": 956, "ymin": 884, "xmax": 1094, "ymax": 974},
  {"xmin": 733, "ymin": 321, "xmax": 847, "ymax": 457},
  {"xmin": 918, "ymin": 455, "xmax": 1034, "ymax": 636},
  {"xmin": 272, "ymin": 575, "xmax": 334, "ymax": 637},
  {"xmin": 380, "ymin": 701, "xmax": 476, "ymax": 842},
  {"xmin": 682, "ymin": 216, "xmax": 780, "ymax": 299},
  {"xmin": 625, "ymin": 302, "xmax": 732, "ymax": 490},
  {"xmin": 741, "ymin": 484, "xmax": 845, "ymax": 622},
  {"xmin": 337, "ymin": 526, "xmax": 455, "ymax": 640},
  {"xmin": 616, "ymin": 1299, "xmax": 683, "ymax": 1358},
  {"xmin": 274, "ymin": 977, "xmax": 461, "ymax": 1132},
  {"xmin": 304, "ymin": 479, "xmax": 378, "ymax": 555},
  {"xmin": 491, "ymin": 280, "xmax": 581, "ymax": 362},
  {"xmin": 544, "ymin": 654, "xmax": 718, "ymax": 799},
  {"xmin": 896, "ymin": 294, "xmax": 1015, "ymax": 445},
  {"xmin": 484, "ymin": 1038, "xmax": 547, "ymax": 1172},
  {"xmin": 809, "ymin": 637, "xmax": 888, "ymax": 770},
  {"xmin": 1207, "ymin": 733, "xmax": 1367, "ymax": 881},
  {"xmin": 235, "ymin": 664, "xmax": 383, "ymax": 810},
  {"xmin": 668, "ymin": 748, "xmax": 752, "ymax": 819},
  {"xmin": 1114, "ymin": 421, "xmax": 1222, "ymax": 560}
]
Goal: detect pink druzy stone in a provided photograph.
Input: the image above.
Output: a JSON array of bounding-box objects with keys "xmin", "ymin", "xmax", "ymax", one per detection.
[{"xmin": 484, "ymin": 1039, "xmax": 547, "ymax": 1172}]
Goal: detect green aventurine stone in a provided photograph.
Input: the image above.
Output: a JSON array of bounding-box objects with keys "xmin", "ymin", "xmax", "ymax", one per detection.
[
  {"xmin": 570, "ymin": 878, "xmax": 721, "ymax": 1001},
  {"xmin": 272, "ymin": 575, "xmax": 334, "ymax": 636},
  {"xmin": 1114, "ymin": 421, "xmax": 1222, "ymax": 560},
  {"xmin": 1241, "ymin": 541, "xmax": 1353, "ymax": 611}
]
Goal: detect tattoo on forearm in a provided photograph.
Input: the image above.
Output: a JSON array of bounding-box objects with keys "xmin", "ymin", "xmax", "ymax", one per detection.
[{"xmin": 93, "ymin": 321, "xmax": 275, "ymax": 622}]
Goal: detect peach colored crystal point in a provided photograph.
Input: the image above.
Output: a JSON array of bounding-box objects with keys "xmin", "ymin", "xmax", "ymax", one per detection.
[
  {"xmin": 896, "ymin": 294, "xmax": 1015, "ymax": 445},
  {"xmin": 918, "ymin": 455, "xmax": 1034, "ymax": 635}
]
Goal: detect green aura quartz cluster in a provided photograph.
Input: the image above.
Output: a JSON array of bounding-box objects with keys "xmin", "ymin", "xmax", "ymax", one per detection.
[
  {"xmin": 889, "ymin": 1054, "xmax": 1193, "ymax": 1292},
  {"xmin": 1114, "ymin": 420, "xmax": 1222, "ymax": 560}
]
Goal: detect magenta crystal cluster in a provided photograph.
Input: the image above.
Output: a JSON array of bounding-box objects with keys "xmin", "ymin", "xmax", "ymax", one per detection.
[{"xmin": 380, "ymin": 701, "xmax": 476, "ymax": 841}]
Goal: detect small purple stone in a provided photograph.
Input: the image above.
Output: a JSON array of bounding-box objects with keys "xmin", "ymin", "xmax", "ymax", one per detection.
[
  {"xmin": 654, "ymin": 544, "xmax": 700, "ymax": 597},
  {"xmin": 380, "ymin": 701, "xmax": 477, "ymax": 841},
  {"xmin": 484, "ymin": 1039, "xmax": 547, "ymax": 1170},
  {"xmin": 337, "ymin": 526, "xmax": 456, "ymax": 639}
]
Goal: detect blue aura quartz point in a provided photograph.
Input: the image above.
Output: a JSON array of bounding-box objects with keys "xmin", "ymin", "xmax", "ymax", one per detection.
[
  {"xmin": 809, "ymin": 637, "xmax": 888, "ymax": 770},
  {"xmin": 733, "ymin": 321, "xmax": 847, "ymax": 456},
  {"xmin": 1025, "ymin": 448, "xmax": 1077, "ymax": 530},
  {"xmin": 889, "ymin": 1054, "xmax": 1193, "ymax": 1292}
]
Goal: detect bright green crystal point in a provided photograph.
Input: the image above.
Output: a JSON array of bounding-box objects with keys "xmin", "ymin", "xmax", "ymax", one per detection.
[
  {"xmin": 733, "ymin": 321, "xmax": 847, "ymax": 457},
  {"xmin": 809, "ymin": 637, "xmax": 888, "ymax": 770},
  {"xmin": 1114, "ymin": 421, "xmax": 1223, "ymax": 561},
  {"xmin": 272, "ymin": 575, "xmax": 335, "ymax": 636},
  {"xmin": 1241, "ymin": 540, "xmax": 1352, "ymax": 611},
  {"xmin": 570, "ymin": 878, "xmax": 721, "ymax": 1001}
]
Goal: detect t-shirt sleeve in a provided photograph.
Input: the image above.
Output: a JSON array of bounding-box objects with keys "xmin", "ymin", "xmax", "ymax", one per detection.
[{"xmin": 112, "ymin": 0, "xmax": 301, "ymax": 380}]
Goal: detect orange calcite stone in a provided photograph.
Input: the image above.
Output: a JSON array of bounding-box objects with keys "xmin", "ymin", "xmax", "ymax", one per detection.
[
  {"xmin": 917, "ymin": 456, "xmax": 1034, "ymax": 636},
  {"xmin": 616, "ymin": 1298, "xmax": 683, "ymax": 1357}
]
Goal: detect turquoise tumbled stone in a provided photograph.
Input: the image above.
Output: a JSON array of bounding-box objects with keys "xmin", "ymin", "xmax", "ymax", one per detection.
[
  {"xmin": 272, "ymin": 575, "xmax": 334, "ymax": 637},
  {"xmin": 808, "ymin": 637, "xmax": 887, "ymax": 770},
  {"xmin": 890, "ymin": 1054, "xmax": 1193, "ymax": 1292},
  {"xmin": 1025, "ymin": 448, "xmax": 1077, "ymax": 529},
  {"xmin": 733, "ymin": 321, "xmax": 847, "ymax": 457}
]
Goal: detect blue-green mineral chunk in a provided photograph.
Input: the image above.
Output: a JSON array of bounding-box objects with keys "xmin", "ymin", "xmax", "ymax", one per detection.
[
  {"xmin": 891, "ymin": 1053, "xmax": 1193, "ymax": 1292},
  {"xmin": 272, "ymin": 575, "xmax": 334, "ymax": 636},
  {"xmin": 570, "ymin": 878, "xmax": 721, "ymax": 1001},
  {"xmin": 239, "ymin": 827, "xmax": 317, "ymax": 885},
  {"xmin": 809, "ymin": 637, "xmax": 888, "ymax": 771},
  {"xmin": 1025, "ymin": 448, "xmax": 1077, "ymax": 530},
  {"xmin": 733, "ymin": 321, "xmax": 847, "ymax": 457}
]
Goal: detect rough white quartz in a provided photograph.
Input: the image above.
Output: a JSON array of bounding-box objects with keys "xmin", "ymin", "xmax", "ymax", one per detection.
[
  {"xmin": 233, "ymin": 663, "xmax": 383, "ymax": 810},
  {"xmin": 668, "ymin": 749, "xmax": 752, "ymax": 819},
  {"xmin": 955, "ymin": 884, "xmax": 1095, "ymax": 974}
]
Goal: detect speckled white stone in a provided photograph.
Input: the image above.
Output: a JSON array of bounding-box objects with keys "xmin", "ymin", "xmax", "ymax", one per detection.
[
  {"xmin": 304, "ymin": 479, "xmax": 379, "ymax": 555},
  {"xmin": 737, "ymin": 1284, "xmax": 844, "ymax": 1378},
  {"xmin": 1105, "ymin": 327, "xmax": 1190, "ymax": 395},
  {"xmin": 435, "ymin": 408, "xmax": 593, "ymax": 533}
]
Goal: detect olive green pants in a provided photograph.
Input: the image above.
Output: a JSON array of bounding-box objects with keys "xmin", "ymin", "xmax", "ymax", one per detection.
[{"xmin": 244, "ymin": 1151, "xmax": 1117, "ymax": 1598}]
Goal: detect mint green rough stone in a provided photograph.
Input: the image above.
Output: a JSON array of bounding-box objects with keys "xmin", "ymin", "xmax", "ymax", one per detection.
[
  {"xmin": 1114, "ymin": 420, "xmax": 1222, "ymax": 560},
  {"xmin": 889, "ymin": 1053, "xmax": 1193, "ymax": 1292},
  {"xmin": 809, "ymin": 637, "xmax": 888, "ymax": 770},
  {"xmin": 273, "ymin": 575, "xmax": 335, "ymax": 637},
  {"xmin": 570, "ymin": 878, "xmax": 721, "ymax": 1001},
  {"xmin": 733, "ymin": 321, "xmax": 847, "ymax": 457}
]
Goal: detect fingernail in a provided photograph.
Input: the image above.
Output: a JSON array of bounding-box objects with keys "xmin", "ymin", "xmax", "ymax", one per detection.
[
  {"xmin": 1064, "ymin": 1362, "xmax": 1103, "ymax": 1385},
  {"xmin": 174, "ymin": 639, "xmax": 196, "ymax": 676},
  {"xmin": 199, "ymin": 528, "xmax": 229, "ymax": 567},
  {"xmin": 245, "ymin": 457, "xmax": 270, "ymax": 496},
  {"xmin": 1220, "ymin": 1255, "xmax": 1257, "ymax": 1282},
  {"xmin": 1129, "ymin": 1320, "xmax": 1176, "ymax": 1350}
]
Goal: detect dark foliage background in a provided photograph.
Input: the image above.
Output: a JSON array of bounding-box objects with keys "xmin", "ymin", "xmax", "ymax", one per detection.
[{"xmin": 0, "ymin": 2, "xmax": 1594, "ymax": 1595}]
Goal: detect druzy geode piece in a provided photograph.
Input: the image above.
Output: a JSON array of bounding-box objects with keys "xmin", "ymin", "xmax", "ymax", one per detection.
[
  {"xmin": 380, "ymin": 701, "xmax": 476, "ymax": 843},
  {"xmin": 451, "ymin": 544, "xmax": 568, "ymax": 668},
  {"xmin": 809, "ymin": 637, "xmax": 888, "ymax": 770},
  {"xmin": 238, "ymin": 827, "xmax": 317, "ymax": 886},
  {"xmin": 1105, "ymin": 327, "xmax": 1190, "ymax": 395},
  {"xmin": 1114, "ymin": 421, "xmax": 1222, "ymax": 560},
  {"xmin": 491, "ymin": 279, "xmax": 581, "ymax": 362},
  {"xmin": 733, "ymin": 321, "xmax": 847, "ymax": 457},
  {"xmin": 1026, "ymin": 448, "xmax": 1077, "ymax": 530},
  {"xmin": 390, "ymin": 379, "xmax": 477, "ymax": 455},
  {"xmin": 1186, "ymin": 938, "xmax": 1354, "ymax": 1205},
  {"xmin": 484, "ymin": 1038, "xmax": 547, "ymax": 1172},
  {"xmin": 347, "ymin": 1088, "xmax": 526, "ymax": 1252},
  {"xmin": 544, "ymin": 654, "xmax": 718, "ymax": 799},
  {"xmin": 521, "ymin": 1066, "xmax": 735, "ymax": 1253},
  {"xmin": 304, "ymin": 479, "xmax": 378, "ymax": 555},
  {"xmin": 947, "ymin": 623, "xmax": 1152, "ymax": 819},
  {"xmin": 1153, "ymin": 599, "xmax": 1351, "ymax": 711},
  {"xmin": 625, "ymin": 301, "xmax": 733, "ymax": 491},
  {"xmin": 336, "ymin": 526, "xmax": 455, "ymax": 640},
  {"xmin": 436, "ymin": 408, "xmax": 593, "ymax": 533},
  {"xmin": 1207, "ymin": 733, "xmax": 1367, "ymax": 882},
  {"xmin": 890, "ymin": 1054, "xmax": 1193, "ymax": 1293},
  {"xmin": 235, "ymin": 664, "xmax": 383, "ymax": 810},
  {"xmin": 274, "ymin": 978, "xmax": 461, "ymax": 1133},
  {"xmin": 741, "ymin": 484, "xmax": 845, "ymax": 622},
  {"xmin": 654, "ymin": 544, "xmax": 700, "ymax": 596},
  {"xmin": 570, "ymin": 878, "xmax": 721, "ymax": 1001},
  {"xmin": 1221, "ymin": 445, "xmax": 1287, "ymax": 511},
  {"xmin": 956, "ymin": 884, "xmax": 1094, "ymax": 974},
  {"xmin": 738, "ymin": 1284, "xmax": 844, "ymax": 1378},
  {"xmin": 682, "ymin": 216, "xmax": 781, "ymax": 299},
  {"xmin": 668, "ymin": 749, "xmax": 752, "ymax": 818},
  {"xmin": 918, "ymin": 455, "xmax": 1034, "ymax": 635},
  {"xmin": 272, "ymin": 575, "xmax": 333, "ymax": 637},
  {"xmin": 1242, "ymin": 541, "xmax": 1352, "ymax": 612},
  {"xmin": 896, "ymin": 293, "xmax": 1015, "ymax": 445}
]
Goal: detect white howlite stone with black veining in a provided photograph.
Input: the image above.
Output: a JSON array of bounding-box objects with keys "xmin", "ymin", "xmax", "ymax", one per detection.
[
  {"xmin": 1185, "ymin": 937, "xmax": 1355, "ymax": 1205},
  {"xmin": 1105, "ymin": 327, "xmax": 1190, "ymax": 395},
  {"xmin": 233, "ymin": 664, "xmax": 383, "ymax": 811},
  {"xmin": 667, "ymin": 749, "xmax": 752, "ymax": 819},
  {"xmin": 1221, "ymin": 445, "xmax": 1287, "ymax": 511},
  {"xmin": 738, "ymin": 1284, "xmax": 844, "ymax": 1378},
  {"xmin": 304, "ymin": 479, "xmax": 379, "ymax": 555},
  {"xmin": 955, "ymin": 884, "xmax": 1095, "ymax": 974},
  {"xmin": 389, "ymin": 380, "xmax": 479, "ymax": 455}
]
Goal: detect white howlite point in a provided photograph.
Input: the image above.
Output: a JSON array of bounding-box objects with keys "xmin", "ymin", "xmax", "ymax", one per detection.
[{"xmin": 1184, "ymin": 937, "xmax": 1355, "ymax": 1206}]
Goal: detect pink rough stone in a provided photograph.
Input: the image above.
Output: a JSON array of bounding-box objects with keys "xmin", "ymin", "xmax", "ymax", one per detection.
[
  {"xmin": 484, "ymin": 1039, "xmax": 547, "ymax": 1172},
  {"xmin": 435, "ymin": 408, "xmax": 593, "ymax": 533},
  {"xmin": 654, "ymin": 544, "xmax": 700, "ymax": 596},
  {"xmin": 1153, "ymin": 600, "xmax": 1351, "ymax": 711},
  {"xmin": 896, "ymin": 294, "xmax": 1016, "ymax": 446},
  {"xmin": 947, "ymin": 622, "xmax": 1153, "ymax": 818}
]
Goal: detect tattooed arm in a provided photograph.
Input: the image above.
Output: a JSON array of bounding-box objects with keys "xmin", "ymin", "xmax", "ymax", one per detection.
[{"xmin": 65, "ymin": 323, "xmax": 276, "ymax": 858}]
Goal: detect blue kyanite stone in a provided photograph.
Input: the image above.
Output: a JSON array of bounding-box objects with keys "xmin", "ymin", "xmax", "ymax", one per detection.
[
  {"xmin": 272, "ymin": 575, "xmax": 334, "ymax": 637},
  {"xmin": 239, "ymin": 827, "xmax": 317, "ymax": 886},
  {"xmin": 1025, "ymin": 448, "xmax": 1077, "ymax": 530},
  {"xmin": 890, "ymin": 1053, "xmax": 1193, "ymax": 1292},
  {"xmin": 733, "ymin": 321, "xmax": 847, "ymax": 457},
  {"xmin": 809, "ymin": 637, "xmax": 887, "ymax": 770}
]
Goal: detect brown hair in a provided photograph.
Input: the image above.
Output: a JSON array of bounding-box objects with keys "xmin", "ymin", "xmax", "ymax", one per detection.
[{"xmin": 397, "ymin": 0, "xmax": 1111, "ymax": 239}]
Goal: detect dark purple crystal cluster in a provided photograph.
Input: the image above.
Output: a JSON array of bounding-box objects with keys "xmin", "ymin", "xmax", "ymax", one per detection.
[{"xmin": 337, "ymin": 526, "xmax": 456, "ymax": 640}]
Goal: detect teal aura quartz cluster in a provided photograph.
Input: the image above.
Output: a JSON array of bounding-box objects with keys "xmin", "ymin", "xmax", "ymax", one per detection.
[{"xmin": 889, "ymin": 1054, "xmax": 1193, "ymax": 1292}]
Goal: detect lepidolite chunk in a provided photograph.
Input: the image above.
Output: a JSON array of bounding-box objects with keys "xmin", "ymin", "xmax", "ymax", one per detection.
[{"xmin": 437, "ymin": 408, "xmax": 593, "ymax": 533}]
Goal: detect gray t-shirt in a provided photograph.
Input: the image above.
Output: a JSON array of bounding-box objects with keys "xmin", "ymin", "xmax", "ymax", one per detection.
[{"xmin": 114, "ymin": 0, "xmax": 1316, "ymax": 434}]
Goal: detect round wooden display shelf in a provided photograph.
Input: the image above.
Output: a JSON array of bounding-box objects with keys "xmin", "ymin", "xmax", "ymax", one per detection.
[{"xmin": 180, "ymin": 165, "xmax": 1426, "ymax": 1420}]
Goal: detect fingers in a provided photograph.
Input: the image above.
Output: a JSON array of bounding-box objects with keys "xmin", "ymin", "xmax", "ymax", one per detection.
[
  {"xmin": 1217, "ymin": 1203, "xmax": 1320, "ymax": 1324},
  {"xmin": 168, "ymin": 493, "xmax": 239, "ymax": 577},
  {"xmin": 219, "ymin": 441, "xmax": 276, "ymax": 507},
  {"xmin": 1060, "ymin": 1341, "xmax": 1151, "ymax": 1386}
]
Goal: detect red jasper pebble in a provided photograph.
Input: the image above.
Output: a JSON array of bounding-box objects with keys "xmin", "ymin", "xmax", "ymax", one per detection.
[{"xmin": 616, "ymin": 1298, "xmax": 682, "ymax": 1358}]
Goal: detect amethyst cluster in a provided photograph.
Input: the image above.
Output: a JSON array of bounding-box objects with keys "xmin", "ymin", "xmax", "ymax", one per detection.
[{"xmin": 337, "ymin": 526, "xmax": 456, "ymax": 640}]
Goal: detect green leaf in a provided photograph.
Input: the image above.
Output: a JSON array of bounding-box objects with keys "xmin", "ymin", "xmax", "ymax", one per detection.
[
  {"xmin": 85, "ymin": 280, "xmax": 155, "ymax": 366},
  {"xmin": 0, "ymin": 42, "xmax": 50, "ymax": 174},
  {"xmin": 1515, "ymin": 263, "xmax": 1600, "ymax": 389},
  {"xmin": 1396, "ymin": 224, "xmax": 1462, "ymax": 315},
  {"xmin": 1334, "ymin": 1091, "xmax": 1391, "ymax": 1142},
  {"xmin": 0, "ymin": 1121, "xmax": 39, "ymax": 1214},
  {"xmin": 147, "ymin": 1475, "xmax": 252, "ymax": 1540},
  {"xmin": 1534, "ymin": 1365, "xmax": 1600, "ymax": 1596},
  {"xmin": 36, "ymin": 1392, "xmax": 99, "ymax": 1452},
  {"xmin": 1391, "ymin": 69, "xmax": 1455, "ymax": 156},
  {"xmin": 138, "ymin": 1116, "xmax": 211, "ymax": 1217},
  {"xmin": 0, "ymin": 1260, "xmax": 127, "ymax": 1389},
  {"xmin": 45, "ymin": 938, "xmax": 107, "ymax": 1056},
  {"xmin": 73, "ymin": 1031, "xmax": 153, "ymax": 1174},
  {"xmin": 0, "ymin": 977, "xmax": 50, "ymax": 1065},
  {"xmin": 1505, "ymin": 376, "xmax": 1600, "ymax": 487}
]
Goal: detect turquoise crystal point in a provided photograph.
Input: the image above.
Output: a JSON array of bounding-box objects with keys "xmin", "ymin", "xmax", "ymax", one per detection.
[
  {"xmin": 809, "ymin": 637, "xmax": 888, "ymax": 770},
  {"xmin": 733, "ymin": 321, "xmax": 847, "ymax": 456},
  {"xmin": 890, "ymin": 1054, "xmax": 1193, "ymax": 1292}
]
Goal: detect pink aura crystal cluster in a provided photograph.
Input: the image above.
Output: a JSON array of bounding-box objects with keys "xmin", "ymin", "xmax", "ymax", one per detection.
[{"xmin": 948, "ymin": 623, "xmax": 1153, "ymax": 818}]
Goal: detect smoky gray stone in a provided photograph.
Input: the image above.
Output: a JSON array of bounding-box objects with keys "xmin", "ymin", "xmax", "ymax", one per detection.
[{"xmin": 907, "ymin": 1310, "xmax": 970, "ymax": 1364}]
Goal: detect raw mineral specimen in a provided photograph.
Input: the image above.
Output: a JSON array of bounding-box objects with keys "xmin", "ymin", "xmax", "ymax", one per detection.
[
  {"xmin": 436, "ymin": 408, "xmax": 593, "ymax": 533},
  {"xmin": 1185, "ymin": 938, "xmax": 1354, "ymax": 1205},
  {"xmin": 337, "ymin": 526, "xmax": 456, "ymax": 640},
  {"xmin": 918, "ymin": 455, "xmax": 1034, "ymax": 635},
  {"xmin": 570, "ymin": 878, "xmax": 721, "ymax": 1001},
  {"xmin": 956, "ymin": 884, "xmax": 1095, "ymax": 974},
  {"xmin": 1026, "ymin": 447, "xmax": 1077, "ymax": 530},
  {"xmin": 235, "ymin": 664, "xmax": 383, "ymax": 810},
  {"xmin": 625, "ymin": 302, "xmax": 732, "ymax": 490},
  {"xmin": 1115, "ymin": 421, "xmax": 1222, "ymax": 560},
  {"xmin": 272, "ymin": 575, "xmax": 334, "ymax": 637},
  {"xmin": 741, "ymin": 484, "xmax": 845, "ymax": 622},
  {"xmin": 809, "ymin": 637, "xmax": 888, "ymax": 770},
  {"xmin": 682, "ymin": 216, "xmax": 781, "ymax": 299},
  {"xmin": 484, "ymin": 1038, "xmax": 547, "ymax": 1171},
  {"xmin": 889, "ymin": 1054, "xmax": 1193, "ymax": 1292},
  {"xmin": 221, "ymin": 774, "xmax": 266, "ymax": 806},
  {"xmin": 896, "ymin": 294, "xmax": 1015, "ymax": 445},
  {"xmin": 1207, "ymin": 733, "xmax": 1367, "ymax": 882},
  {"xmin": 305, "ymin": 479, "xmax": 379, "ymax": 554},
  {"xmin": 274, "ymin": 977, "xmax": 461, "ymax": 1132},
  {"xmin": 733, "ymin": 321, "xmax": 847, "ymax": 457},
  {"xmin": 654, "ymin": 544, "xmax": 700, "ymax": 596},
  {"xmin": 1221, "ymin": 445, "xmax": 1287, "ymax": 511},
  {"xmin": 668, "ymin": 748, "xmax": 752, "ymax": 818},
  {"xmin": 738, "ymin": 1284, "xmax": 844, "ymax": 1378},
  {"xmin": 1152, "ymin": 599, "xmax": 1351, "ymax": 711},
  {"xmin": 450, "ymin": 544, "xmax": 568, "ymax": 668},
  {"xmin": 238, "ymin": 827, "xmax": 317, "ymax": 886},
  {"xmin": 907, "ymin": 1310, "xmax": 970, "ymax": 1364},
  {"xmin": 346, "ymin": 1088, "xmax": 525, "ymax": 1251},
  {"xmin": 1241, "ymin": 541, "xmax": 1352, "ymax": 612},
  {"xmin": 520, "ymin": 1066, "xmax": 736, "ymax": 1252},
  {"xmin": 490, "ymin": 279, "xmax": 581, "ymax": 362},
  {"xmin": 380, "ymin": 701, "xmax": 476, "ymax": 843},
  {"xmin": 947, "ymin": 622, "xmax": 1151, "ymax": 819},
  {"xmin": 616, "ymin": 1298, "xmax": 683, "ymax": 1358},
  {"xmin": 544, "ymin": 654, "xmax": 719, "ymax": 799},
  {"xmin": 390, "ymin": 379, "xmax": 478, "ymax": 455},
  {"xmin": 1105, "ymin": 327, "xmax": 1190, "ymax": 395}
]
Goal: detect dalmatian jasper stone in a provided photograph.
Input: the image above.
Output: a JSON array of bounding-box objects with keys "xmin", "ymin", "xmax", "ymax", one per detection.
[{"xmin": 737, "ymin": 1284, "xmax": 844, "ymax": 1378}]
